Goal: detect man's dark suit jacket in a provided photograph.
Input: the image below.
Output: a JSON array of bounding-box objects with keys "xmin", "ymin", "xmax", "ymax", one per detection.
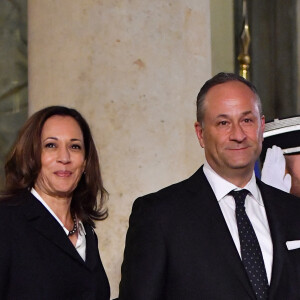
[
  {"xmin": 119, "ymin": 166, "xmax": 300, "ymax": 299},
  {"xmin": 0, "ymin": 189, "xmax": 110, "ymax": 300}
]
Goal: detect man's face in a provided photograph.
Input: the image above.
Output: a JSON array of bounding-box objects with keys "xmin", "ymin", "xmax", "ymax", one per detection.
[{"xmin": 195, "ymin": 81, "xmax": 265, "ymax": 185}]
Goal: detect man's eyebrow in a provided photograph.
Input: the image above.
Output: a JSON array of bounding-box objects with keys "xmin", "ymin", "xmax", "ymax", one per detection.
[
  {"xmin": 241, "ymin": 110, "xmax": 253, "ymax": 116},
  {"xmin": 215, "ymin": 111, "xmax": 253, "ymax": 119},
  {"xmin": 215, "ymin": 114, "xmax": 229, "ymax": 119}
]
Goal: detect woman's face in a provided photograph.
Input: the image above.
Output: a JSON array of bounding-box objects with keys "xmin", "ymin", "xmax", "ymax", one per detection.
[{"xmin": 34, "ymin": 115, "xmax": 86, "ymax": 200}]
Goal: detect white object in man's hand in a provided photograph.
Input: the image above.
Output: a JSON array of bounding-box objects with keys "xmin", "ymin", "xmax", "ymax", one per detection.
[{"xmin": 261, "ymin": 145, "xmax": 292, "ymax": 193}]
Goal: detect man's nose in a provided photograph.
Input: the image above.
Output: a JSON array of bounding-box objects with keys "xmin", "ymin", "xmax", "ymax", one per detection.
[{"xmin": 229, "ymin": 123, "xmax": 246, "ymax": 142}]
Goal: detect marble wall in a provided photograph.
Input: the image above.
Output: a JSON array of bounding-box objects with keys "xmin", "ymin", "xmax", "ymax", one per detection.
[
  {"xmin": 28, "ymin": 0, "xmax": 211, "ymax": 298},
  {"xmin": 210, "ymin": 0, "xmax": 234, "ymax": 75},
  {"xmin": 0, "ymin": 0, "xmax": 28, "ymax": 188}
]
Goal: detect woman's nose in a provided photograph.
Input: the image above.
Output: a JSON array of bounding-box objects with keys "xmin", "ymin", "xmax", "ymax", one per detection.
[{"xmin": 57, "ymin": 147, "xmax": 71, "ymax": 164}]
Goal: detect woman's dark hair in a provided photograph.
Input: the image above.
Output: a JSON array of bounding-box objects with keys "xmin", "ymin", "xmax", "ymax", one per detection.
[{"xmin": 2, "ymin": 106, "xmax": 108, "ymax": 227}]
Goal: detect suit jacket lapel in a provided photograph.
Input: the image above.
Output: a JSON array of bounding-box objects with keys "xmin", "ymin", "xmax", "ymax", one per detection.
[
  {"xmin": 84, "ymin": 224, "xmax": 100, "ymax": 270},
  {"xmin": 185, "ymin": 167, "xmax": 256, "ymax": 299},
  {"xmin": 257, "ymin": 180, "xmax": 287, "ymax": 298},
  {"xmin": 21, "ymin": 191, "xmax": 87, "ymax": 267}
]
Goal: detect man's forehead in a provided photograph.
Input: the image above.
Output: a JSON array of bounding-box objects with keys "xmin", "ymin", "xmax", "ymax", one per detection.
[
  {"xmin": 215, "ymin": 111, "xmax": 255, "ymax": 118},
  {"xmin": 204, "ymin": 97, "xmax": 259, "ymax": 113}
]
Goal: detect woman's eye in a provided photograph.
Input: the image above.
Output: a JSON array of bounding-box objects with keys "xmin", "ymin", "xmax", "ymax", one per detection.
[
  {"xmin": 45, "ymin": 143, "xmax": 56, "ymax": 148},
  {"xmin": 71, "ymin": 144, "xmax": 81, "ymax": 150}
]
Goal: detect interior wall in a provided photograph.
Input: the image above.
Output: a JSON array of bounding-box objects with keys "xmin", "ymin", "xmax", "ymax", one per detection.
[
  {"xmin": 210, "ymin": 0, "xmax": 234, "ymax": 75},
  {"xmin": 28, "ymin": 1, "xmax": 211, "ymax": 298}
]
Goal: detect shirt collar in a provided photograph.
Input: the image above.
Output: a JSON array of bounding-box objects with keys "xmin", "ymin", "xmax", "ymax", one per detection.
[
  {"xmin": 31, "ymin": 188, "xmax": 86, "ymax": 236},
  {"xmin": 203, "ymin": 162, "xmax": 263, "ymax": 206}
]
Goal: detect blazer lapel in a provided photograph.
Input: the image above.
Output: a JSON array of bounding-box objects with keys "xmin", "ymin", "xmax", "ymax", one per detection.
[
  {"xmin": 21, "ymin": 191, "xmax": 86, "ymax": 266},
  {"xmin": 185, "ymin": 167, "xmax": 257, "ymax": 299},
  {"xmin": 257, "ymin": 181, "xmax": 287, "ymax": 298},
  {"xmin": 84, "ymin": 224, "xmax": 100, "ymax": 270}
]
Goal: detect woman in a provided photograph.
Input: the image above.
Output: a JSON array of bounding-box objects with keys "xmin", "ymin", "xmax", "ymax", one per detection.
[{"xmin": 0, "ymin": 106, "xmax": 110, "ymax": 299}]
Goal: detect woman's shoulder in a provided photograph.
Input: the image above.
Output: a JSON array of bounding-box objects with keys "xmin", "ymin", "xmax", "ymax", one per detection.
[
  {"xmin": 0, "ymin": 189, "xmax": 29, "ymax": 205},
  {"xmin": 0, "ymin": 189, "xmax": 32, "ymax": 219},
  {"xmin": 0, "ymin": 189, "xmax": 40, "ymax": 235},
  {"xmin": 0, "ymin": 195, "xmax": 21, "ymax": 229}
]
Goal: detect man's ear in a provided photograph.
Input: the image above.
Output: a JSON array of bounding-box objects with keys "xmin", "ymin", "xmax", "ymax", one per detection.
[
  {"xmin": 194, "ymin": 122, "xmax": 205, "ymax": 148},
  {"xmin": 260, "ymin": 115, "xmax": 265, "ymax": 141},
  {"xmin": 261, "ymin": 115, "xmax": 265, "ymax": 131}
]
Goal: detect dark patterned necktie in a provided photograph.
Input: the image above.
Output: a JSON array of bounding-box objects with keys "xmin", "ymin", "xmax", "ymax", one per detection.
[{"xmin": 230, "ymin": 189, "xmax": 269, "ymax": 299}]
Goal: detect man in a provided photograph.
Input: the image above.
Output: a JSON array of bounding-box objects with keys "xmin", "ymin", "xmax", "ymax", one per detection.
[{"xmin": 119, "ymin": 73, "xmax": 300, "ymax": 299}]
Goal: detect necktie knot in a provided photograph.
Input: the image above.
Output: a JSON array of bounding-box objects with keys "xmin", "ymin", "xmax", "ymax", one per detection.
[{"xmin": 229, "ymin": 189, "xmax": 249, "ymax": 208}]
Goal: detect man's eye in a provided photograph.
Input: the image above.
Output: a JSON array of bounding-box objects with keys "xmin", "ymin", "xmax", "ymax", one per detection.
[
  {"xmin": 218, "ymin": 121, "xmax": 228, "ymax": 126},
  {"xmin": 243, "ymin": 118, "xmax": 253, "ymax": 123}
]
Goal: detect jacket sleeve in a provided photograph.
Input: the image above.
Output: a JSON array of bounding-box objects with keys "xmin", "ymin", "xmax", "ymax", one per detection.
[
  {"xmin": 0, "ymin": 207, "xmax": 12, "ymax": 298},
  {"xmin": 119, "ymin": 196, "xmax": 167, "ymax": 300}
]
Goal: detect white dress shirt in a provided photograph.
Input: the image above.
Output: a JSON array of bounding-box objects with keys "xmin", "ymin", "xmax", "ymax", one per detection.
[
  {"xmin": 31, "ymin": 188, "xmax": 87, "ymax": 261},
  {"xmin": 203, "ymin": 162, "xmax": 273, "ymax": 284}
]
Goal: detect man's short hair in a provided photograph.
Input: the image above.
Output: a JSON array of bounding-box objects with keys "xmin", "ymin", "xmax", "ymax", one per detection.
[{"xmin": 196, "ymin": 72, "xmax": 262, "ymax": 125}]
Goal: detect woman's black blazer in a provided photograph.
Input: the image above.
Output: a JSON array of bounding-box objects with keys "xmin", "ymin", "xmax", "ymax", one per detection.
[{"xmin": 0, "ymin": 189, "xmax": 110, "ymax": 300}]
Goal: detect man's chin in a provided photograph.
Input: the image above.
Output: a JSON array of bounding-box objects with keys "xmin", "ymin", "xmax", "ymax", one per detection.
[
  {"xmin": 225, "ymin": 153, "xmax": 258, "ymax": 170},
  {"xmin": 227, "ymin": 161, "xmax": 254, "ymax": 170}
]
